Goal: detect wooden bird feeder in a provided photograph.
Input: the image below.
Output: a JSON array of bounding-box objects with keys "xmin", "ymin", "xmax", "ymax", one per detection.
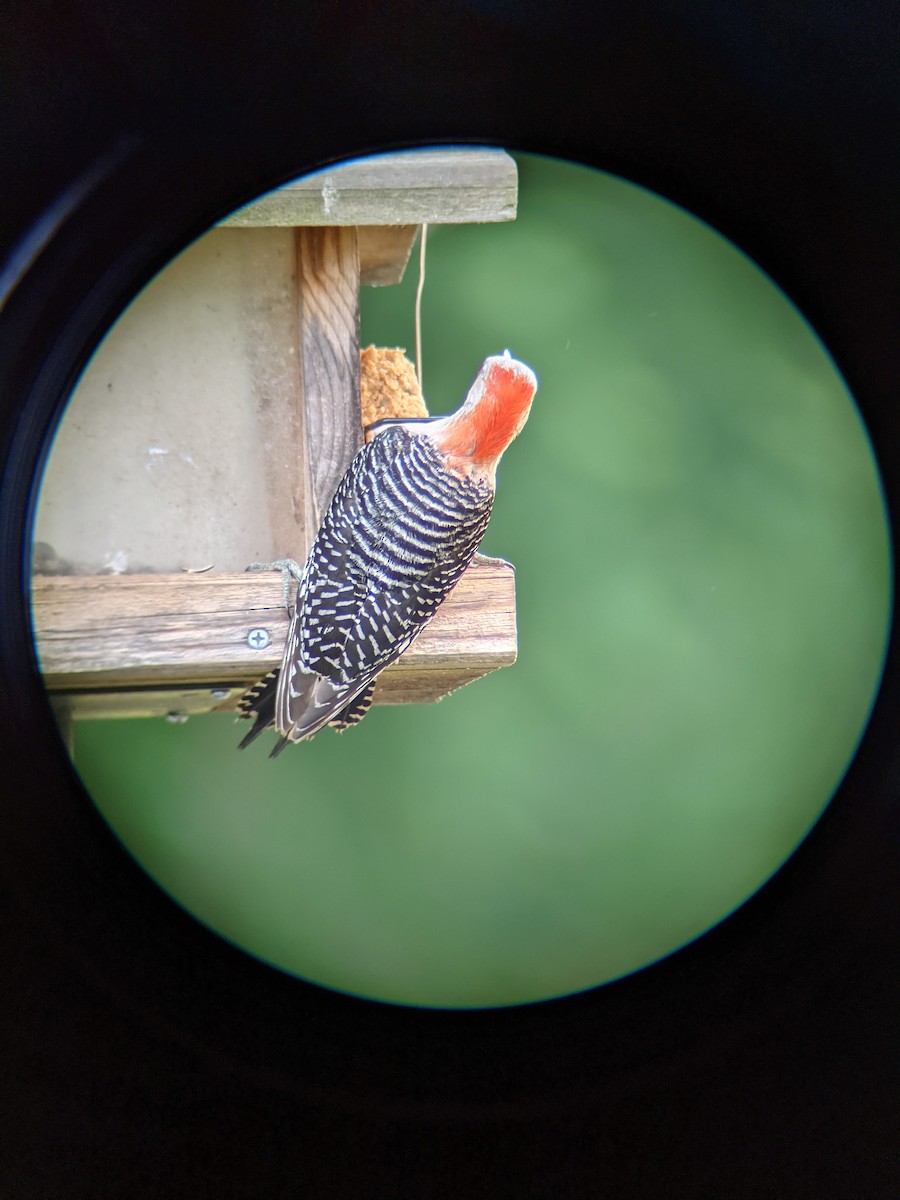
[{"xmin": 31, "ymin": 149, "xmax": 521, "ymax": 748}]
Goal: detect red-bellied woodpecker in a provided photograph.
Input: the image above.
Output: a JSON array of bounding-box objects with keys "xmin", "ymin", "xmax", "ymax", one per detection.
[{"xmin": 237, "ymin": 351, "xmax": 538, "ymax": 756}]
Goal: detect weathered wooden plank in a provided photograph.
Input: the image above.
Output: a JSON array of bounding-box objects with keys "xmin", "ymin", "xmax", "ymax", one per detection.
[
  {"xmin": 49, "ymin": 669, "xmax": 496, "ymax": 724},
  {"xmin": 357, "ymin": 225, "xmax": 419, "ymax": 286},
  {"xmin": 221, "ymin": 149, "xmax": 517, "ymax": 229},
  {"xmin": 54, "ymin": 686, "xmax": 246, "ymax": 723},
  {"xmin": 32, "ymin": 559, "xmax": 517, "ymax": 715},
  {"xmin": 296, "ymin": 226, "xmax": 363, "ymax": 540}
]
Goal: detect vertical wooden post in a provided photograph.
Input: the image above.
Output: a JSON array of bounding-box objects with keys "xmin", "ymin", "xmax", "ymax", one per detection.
[{"xmin": 295, "ymin": 227, "xmax": 362, "ymax": 551}]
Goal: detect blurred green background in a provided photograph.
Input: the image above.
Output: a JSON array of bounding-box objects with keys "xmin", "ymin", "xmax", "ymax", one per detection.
[{"xmin": 72, "ymin": 153, "xmax": 890, "ymax": 1008}]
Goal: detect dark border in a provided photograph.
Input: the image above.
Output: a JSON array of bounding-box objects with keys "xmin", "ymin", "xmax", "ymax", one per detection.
[{"xmin": 2, "ymin": 2, "xmax": 898, "ymax": 1194}]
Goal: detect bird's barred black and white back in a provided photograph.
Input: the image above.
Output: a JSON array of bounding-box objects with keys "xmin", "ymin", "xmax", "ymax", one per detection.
[{"xmin": 238, "ymin": 426, "xmax": 494, "ymax": 756}]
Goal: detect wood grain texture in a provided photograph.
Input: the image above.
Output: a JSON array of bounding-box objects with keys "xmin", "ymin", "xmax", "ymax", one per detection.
[
  {"xmin": 55, "ymin": 686, "xmax": 247, "ymax": 722},
  {"xmin": 221, "ymin": 149, "xmax": 517, "ymax": 229},
  {"xmin": 296, "ymin": 227, "xmax": 363, "ymax": 541},
  {"xmin": 357, "ymin": 225, "xmax": 419, "ymax": 286},
  {"xmin": 32, "ymin": 558, "xmax": 517, "ymax": 718}
]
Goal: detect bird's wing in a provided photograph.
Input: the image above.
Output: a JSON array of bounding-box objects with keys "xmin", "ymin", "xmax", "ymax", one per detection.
[
  {"xmin": 272, "ymin": 557, "xmax": 453, "ymax": 746},
  {"xmin": 273, "ymin": 430, "xmax": 493, "ymax": 746}
]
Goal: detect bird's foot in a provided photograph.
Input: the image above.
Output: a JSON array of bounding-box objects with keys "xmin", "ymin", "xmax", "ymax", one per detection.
[
  {"xmin": 245, "ymin": 558, "xmax": 304, "ymax": 610},
  {"xmin": 471, "ymin": 551, "xmax": 512, "ymax": 568}
]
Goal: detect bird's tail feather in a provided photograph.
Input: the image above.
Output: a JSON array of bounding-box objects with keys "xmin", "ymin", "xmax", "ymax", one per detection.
[{"xmin": 236, "ymin": 670, "xmax": 279, "ymax": 750}]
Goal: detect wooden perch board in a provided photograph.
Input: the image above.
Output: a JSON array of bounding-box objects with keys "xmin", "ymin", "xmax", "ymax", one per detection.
[{"xmin": 32, "ymin": 558, "xmax": 517, "ymax": 721}]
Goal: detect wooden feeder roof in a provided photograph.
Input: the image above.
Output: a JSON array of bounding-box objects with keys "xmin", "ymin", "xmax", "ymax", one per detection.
[{"xmin": 222, "ymin": 148, "xmax": 518, "ymax": 285}]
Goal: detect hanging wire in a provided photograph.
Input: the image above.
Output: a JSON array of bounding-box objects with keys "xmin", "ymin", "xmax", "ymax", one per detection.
[{"xmin": 415, "ymin": 223, "xmax": 427, "ymax": 393}]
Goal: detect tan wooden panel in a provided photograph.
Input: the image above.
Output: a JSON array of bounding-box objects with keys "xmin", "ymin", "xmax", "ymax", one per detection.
[{"xmin": 32, "ymin": 227, "xmax": 308, "ymax": 576}]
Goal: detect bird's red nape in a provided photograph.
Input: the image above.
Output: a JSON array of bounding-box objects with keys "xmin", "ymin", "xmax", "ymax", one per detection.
[{"xmin": 439, "ymin": 357, "xmax": 537, "ymax": 465}]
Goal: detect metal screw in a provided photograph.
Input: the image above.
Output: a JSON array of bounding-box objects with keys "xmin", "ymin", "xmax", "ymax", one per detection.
[
  {"xmin": 247, "ymin": 627, "xmax": 271, "ymax": 650},
  {"xmin": 210, "ymin": 688, "xmax": 231, "ymax": 700}
]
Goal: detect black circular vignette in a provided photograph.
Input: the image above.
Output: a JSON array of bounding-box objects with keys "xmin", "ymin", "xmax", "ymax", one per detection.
[{"xmin": 1, "ymin": 1, "xmax": 898, "ymax": 1195}]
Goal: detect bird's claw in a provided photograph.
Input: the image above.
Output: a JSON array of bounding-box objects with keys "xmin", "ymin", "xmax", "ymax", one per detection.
[{"xmin": 245, "ymin": 558, "xmax": 304, "ymax": 611}]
